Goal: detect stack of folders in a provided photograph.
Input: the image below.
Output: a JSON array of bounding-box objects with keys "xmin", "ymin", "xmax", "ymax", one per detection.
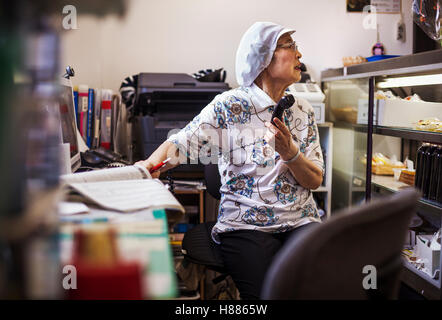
[{"xmin": 73, "ymin": 85, "xmax": 123, "ymax": 151}]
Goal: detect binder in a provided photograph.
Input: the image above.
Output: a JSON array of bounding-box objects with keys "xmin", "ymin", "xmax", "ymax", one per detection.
[
  {"xmin": 92, "ymin": 89, "xmax": 101, "ymax": 149},
  {"xmin": 110, "ymin": 94, "xmax": 121, "ymax": 151},
  {"xmin": 73, "ymin": 86, "xmax": 79, "ymax": 129},
  {"xmin": 86, "ymin": 88, "xmax": 94, "ymax": 147},
  {"xmin": 100, "ymin": 89, "xmax": 112, "ymax": 150},
  {"xmin": 78, "ymin": 85, "xmax": 89, "ymax": 143}
]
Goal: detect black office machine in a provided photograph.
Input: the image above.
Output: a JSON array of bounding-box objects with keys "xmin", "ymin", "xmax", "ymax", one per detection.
[{"xmin": 131, "ymin": 72, "xmax": 230, "ymax": 170}]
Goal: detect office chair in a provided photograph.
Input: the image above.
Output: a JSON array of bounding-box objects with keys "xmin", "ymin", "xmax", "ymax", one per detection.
[
  {"xmin": 261, "ymin": 188, "xmax": 420, "ymax": 300},
  {"xmin": 181, "ymin": 163, "xmax": 226, "ymax": 280}
]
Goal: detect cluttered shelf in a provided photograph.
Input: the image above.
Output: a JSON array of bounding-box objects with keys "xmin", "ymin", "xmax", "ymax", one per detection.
[
  {"xmin": 334, "ymin": 122, "xmax": 442, "ymax": 144},
  {"xmin": 401, "ymin": 259, "xmax": 441, "ymax": 300},
  {"xmin": 403, "ymin": 258, "xmax": 440, "ymax": 289}
]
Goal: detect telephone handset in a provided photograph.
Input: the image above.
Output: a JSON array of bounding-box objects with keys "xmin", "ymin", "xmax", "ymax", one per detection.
[{"xmin": 271, "ymin": 94, "xmax": 295, "ymax": 126}]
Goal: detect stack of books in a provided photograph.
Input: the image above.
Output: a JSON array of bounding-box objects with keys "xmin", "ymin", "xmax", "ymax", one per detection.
[{"xmin": 73, "ymin": 85, "xmax": 120, "ymax": 150}]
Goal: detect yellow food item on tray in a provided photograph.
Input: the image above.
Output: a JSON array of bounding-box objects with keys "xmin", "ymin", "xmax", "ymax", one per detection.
[
  {"xmin": 362, "ymin": 153, "xmax": 405, "ymax": 175},
  {"xmin": 414, "ymin": 118, "xmax": 442, "ymax": 132},
  {"xmin": 399, "ymin": 169, "xmax": 415, "ymax": 186}
]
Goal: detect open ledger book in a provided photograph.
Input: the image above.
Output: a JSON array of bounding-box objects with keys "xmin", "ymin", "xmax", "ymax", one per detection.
[{"xmin": 60, "ymin": 164, "xmax": 184, "ymax": 213}]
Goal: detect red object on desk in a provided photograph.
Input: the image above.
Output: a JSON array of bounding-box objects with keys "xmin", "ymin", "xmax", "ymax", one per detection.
[
  {"xmin": 68, "ymin": 262, "xmax": 144, "ymax": 300},
  {"xmin": 149, "ymin": 157, "xmax": 171, "ymax": 174},
  {"xmin": 68, "ymin": 227, "xmax": 144, "ymax": 300}
]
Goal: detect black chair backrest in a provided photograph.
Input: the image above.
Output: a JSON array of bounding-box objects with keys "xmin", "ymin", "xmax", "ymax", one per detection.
[
  {"xmin": 204, "ymin": 163, "xmax": 222, "ymax": 200},
  {"xmin": 261, "ymin": 188, "xmax": 420, "ymax": 300}
]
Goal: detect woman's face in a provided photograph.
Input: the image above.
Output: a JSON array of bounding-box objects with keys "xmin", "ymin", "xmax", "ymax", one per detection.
[{"xmin": 266, "ymin": 33, "xmax": 302, "ymax": 86}]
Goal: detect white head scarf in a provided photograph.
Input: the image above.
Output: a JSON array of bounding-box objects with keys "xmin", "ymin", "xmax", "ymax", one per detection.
[{"xmin": 235, "ymin": 22, "xmax": 295, "ymax": 87}]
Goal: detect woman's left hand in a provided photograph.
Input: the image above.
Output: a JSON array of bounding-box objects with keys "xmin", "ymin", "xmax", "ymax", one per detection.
[{"xmin": 265, "ymin": 118, "xmax": 299, "ymax": 161}]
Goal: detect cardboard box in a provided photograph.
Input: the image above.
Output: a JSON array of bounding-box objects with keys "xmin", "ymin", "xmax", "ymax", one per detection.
[{"xmin": 416, "ymin": 234, "xmax": 440, "ymax": 276}]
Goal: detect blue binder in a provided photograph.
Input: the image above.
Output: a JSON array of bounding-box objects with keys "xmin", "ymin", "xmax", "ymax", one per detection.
[
  {"xmin": 86, "ymin": 89, "xmax": 94, "ymax": 147},
  {"xmin": 73, "ymin": 90, "xmax": 79, "ymax": 130}
]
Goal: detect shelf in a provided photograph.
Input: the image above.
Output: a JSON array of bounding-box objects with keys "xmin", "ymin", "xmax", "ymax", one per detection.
[
  {"xmin": 313, "ymin": 186, "xmax": 328, "ymax": 192},
  {"xmin": 173, "ymin": 189, "xmax": 204, "ymax": 195},
  {"xmin": 402, "ymin": 259, "xmax": 441, "ymax": 300},
  {"xmin": 371, "ymin": 175, "xmax": 442, "ymax": 213},
  {"xmin": 371, "ymin": 175, "xmax": 409, "ymax": 193},
  {"xmin": 371, "ymin": 175, "xmax": 442, "ymax": 216},
  {"xmin": 417, "ymin": 198, "xmax": 442, "ymax": 220},
  {"xmin": 372, "ymin": 126, "xmax": 442, "ymax": 144},
  {"xmin": 403, "ymin": 259, "xmax": 440, "ymax": 289},
  {"xmin": 354, "ymin": 174, "xmax": 442, "ymax": 216},
  {"xmin": 334, "ymin": 122, "xmax": 442, "ymax": 144},
  {"xmin": 321, "ymin": 49, "xmax": 442, "ymax": 81}
]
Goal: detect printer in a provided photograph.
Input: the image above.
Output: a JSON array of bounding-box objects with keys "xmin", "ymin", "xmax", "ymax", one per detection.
[
  {"xmin": 132, "ymin": 72, "xmax": 229, "ymax": 172},
  {"xmin": 287, "ymin": 63, "xmax": 325, "ymax": 123}
]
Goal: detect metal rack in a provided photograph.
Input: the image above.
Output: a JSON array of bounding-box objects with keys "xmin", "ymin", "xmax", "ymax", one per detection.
[{"xmin": 322, "ymin": 49, "xmax": 442, "ymax": 300}]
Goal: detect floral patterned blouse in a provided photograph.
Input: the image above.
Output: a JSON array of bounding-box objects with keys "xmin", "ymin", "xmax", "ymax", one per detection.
[{"xmin": 167, "ymin": 83, "xmax": 324, "ymax": 243}]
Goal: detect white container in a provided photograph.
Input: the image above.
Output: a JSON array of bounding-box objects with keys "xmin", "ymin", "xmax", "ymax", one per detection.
[
  {"xmin": 416, "ymin": 234, "xmax": 441, "ymax": 277},
  {"xmin": 377, "ymin": 99, "xmax": 442, "ymax": 128},
  {"xmin": 357, "ymin": 98, "xmax": 378, "ymax": 125},
  {"xmin": 392, "ymin": 168, "xmax": 403, "ymax": 181},
  {"xmin": 357, "ymin": 98, "xmax": 442, "ymax": 127}
]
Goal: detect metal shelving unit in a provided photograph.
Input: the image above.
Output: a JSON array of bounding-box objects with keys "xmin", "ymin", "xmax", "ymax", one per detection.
[
  {"xmin": 347, "ymin": 123, "xmax": 442, "ymax": 144},
  {"xmin": 322, "ymin": 49, "xmax": 442, "ymax": 299}
]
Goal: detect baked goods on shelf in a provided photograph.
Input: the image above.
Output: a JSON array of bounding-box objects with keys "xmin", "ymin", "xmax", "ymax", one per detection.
[
  {"xmin": 331, "ymin": 107, "xmax": 358, "ymax": 124},
  {"xmin": 414, "ymin": 117, "xmax": 442, "ymax": 132},
  {"xmin": 342, "ymin": 56, "xmax": 366, "ymax": 67},
  {"xmin": 362, "ymin": 153, "xmax": 405, "ymax": 175},
  {"xmin": 399, "ymin": 169, "xmax": 416, "ymax": 185}
]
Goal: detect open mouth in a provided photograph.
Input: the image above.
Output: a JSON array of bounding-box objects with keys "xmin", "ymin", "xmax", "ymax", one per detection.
[{"xmin": 294, "ymin": 65, "xmax": 301, "ymax": 71}]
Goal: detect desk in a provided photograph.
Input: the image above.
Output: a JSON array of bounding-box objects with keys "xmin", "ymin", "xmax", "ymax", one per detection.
[{"xmin": 59, "ymin": 208, "xmax": 177, "ymax": 299}]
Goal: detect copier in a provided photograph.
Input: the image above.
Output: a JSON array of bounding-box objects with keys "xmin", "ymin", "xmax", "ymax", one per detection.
[{"xmin": 132, "ymin": 73, "xmax": 229, "ymax": 172}]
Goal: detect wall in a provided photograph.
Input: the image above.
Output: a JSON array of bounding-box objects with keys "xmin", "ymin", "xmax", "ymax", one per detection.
[{"xmin": 60, "ymin": 0, "xmax": 414, "ymax": 93}]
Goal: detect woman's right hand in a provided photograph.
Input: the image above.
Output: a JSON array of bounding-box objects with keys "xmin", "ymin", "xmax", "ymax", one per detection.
[{"xmin": 135, "ymin": 160, "xmax": 161, "ymax": 179}]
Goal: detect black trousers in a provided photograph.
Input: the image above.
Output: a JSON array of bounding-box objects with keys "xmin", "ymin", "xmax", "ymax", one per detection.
[{"xmin": 218, "ymin": 222, "xmax": 318, "ymax": 300}]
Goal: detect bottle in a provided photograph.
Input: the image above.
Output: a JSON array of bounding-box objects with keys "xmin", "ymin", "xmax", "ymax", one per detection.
[
  {"xmin": 422, "ymin": 144, "xmax": 437, "ymax": 199},
  {"xmin": 428, "ymin": 146, "xmax": 441, "ymax": 201},
  {"xmin": 415, "ymin": 143, "xmax": 429, "ymax": 191}
]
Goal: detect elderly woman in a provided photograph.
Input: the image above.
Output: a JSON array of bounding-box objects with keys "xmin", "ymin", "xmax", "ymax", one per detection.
[{"xmin": 138, "ymin": 22, "xmax": 324, "ymax": 299}]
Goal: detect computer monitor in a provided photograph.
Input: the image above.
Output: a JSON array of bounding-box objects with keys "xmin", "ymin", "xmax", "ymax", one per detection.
[{"xmin": 59, "ymin": 78, "xmax": 81, "ymax": 172}]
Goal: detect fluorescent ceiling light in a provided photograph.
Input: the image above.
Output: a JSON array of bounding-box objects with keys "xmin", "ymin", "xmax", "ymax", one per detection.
[{"xmin": 377, "ymin": 74, "xmax": 442, "ymax": 88}]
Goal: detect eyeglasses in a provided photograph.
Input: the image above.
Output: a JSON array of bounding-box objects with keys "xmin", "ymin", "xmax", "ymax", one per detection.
[{"xmin": 276, "ymin": 41, "xmax": 298, "ymax": 52}]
